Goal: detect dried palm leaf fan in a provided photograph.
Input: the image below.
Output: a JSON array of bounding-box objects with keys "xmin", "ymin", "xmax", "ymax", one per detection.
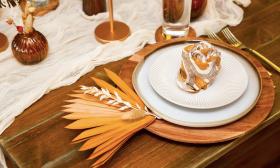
[
  {"xmin": 0, "ymin": 0, "xmax": 19, "ymax": 52},
  {"xmin": 63, "ymin": 69, "xmax": 157, "ymax": 167}
]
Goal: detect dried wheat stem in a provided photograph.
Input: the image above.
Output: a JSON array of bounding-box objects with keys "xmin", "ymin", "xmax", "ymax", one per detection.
[{"xmin": 80, "ymin": 85, "xmax": 159, "ymax": 120}]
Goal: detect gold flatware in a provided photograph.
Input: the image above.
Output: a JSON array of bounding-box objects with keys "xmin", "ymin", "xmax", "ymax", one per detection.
[
  {"xmin": 207, "ymin": 31, "xmax": 272, "ymax": 76},
  {"xmin": 221, "ymin": 28, "xmax": 280, "ymax": 73},
  {"xmin": 207, "ymin": 31, "xmax": 223, "ymax": 41}
]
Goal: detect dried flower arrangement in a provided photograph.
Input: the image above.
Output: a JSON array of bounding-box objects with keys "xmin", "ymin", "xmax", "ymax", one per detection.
[
  {"xmin": 7, "ymin": 1, "xmax": 36, "ymax": 34},
  {"xmin": 63, "ymin": 69, "xmax": 157, "ymax": 167}
]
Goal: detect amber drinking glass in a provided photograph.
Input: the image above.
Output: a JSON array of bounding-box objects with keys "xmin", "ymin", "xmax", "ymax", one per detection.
[{"xmin": 162, "ymin": 0, "xmax": 192, "ymax": 37}]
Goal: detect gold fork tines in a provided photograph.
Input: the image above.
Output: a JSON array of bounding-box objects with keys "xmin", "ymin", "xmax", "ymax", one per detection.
[
  {"xmin": 222, "ymin": 28, "xmax": 243, "ymax": 48},
  {"xmin": 221, "ymin": 27, "xmax": 279, "ymax": 74},
  {"xmin": 207, "ymin": 32, "xmax": 223, "ymax": 41}
]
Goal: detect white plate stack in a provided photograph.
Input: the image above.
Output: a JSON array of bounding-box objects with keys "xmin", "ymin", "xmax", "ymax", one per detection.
[{"xmin": 133, "ymin": 41, "xmax": 261, "ymax": 127}]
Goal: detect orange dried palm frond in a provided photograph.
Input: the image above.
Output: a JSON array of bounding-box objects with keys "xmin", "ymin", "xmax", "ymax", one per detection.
[
  {"xmin": 104, "ymin": 68, "xmax": 145, "ymax": 108},
  {"xmin": 63, "ymin": 69, "xmax": 156, "ymax": 167}
]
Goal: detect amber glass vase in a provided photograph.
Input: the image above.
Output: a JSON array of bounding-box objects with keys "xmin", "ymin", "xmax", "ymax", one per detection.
[
  {"xmin": 82, "ymin": 0, "xmax": 106, "ymax": 16},
  {"xmin": 191, "ymin": 0, "xmax": 207, "ymax": 19},
  {"xmin": 12, "ymin": 30, "xmax": 48, "ymax": 65}
]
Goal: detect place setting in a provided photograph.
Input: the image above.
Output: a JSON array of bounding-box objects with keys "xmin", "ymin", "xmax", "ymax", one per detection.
[
  {"xmin": 0, "ymin": 0, "xmax": 279, "ymax": 168},
  {"xmin": 62, "ymin": 37, "xmax": 276, "ymax": 166},
  {"xmin": 127, "ymin": 36, "xmax": 274, "ymax": 142}
]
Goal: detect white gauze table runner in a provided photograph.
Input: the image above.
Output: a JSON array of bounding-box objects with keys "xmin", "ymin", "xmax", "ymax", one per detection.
[{"xmin": 0, "ymin": 0, "xmax": 250, "ymax": 167}]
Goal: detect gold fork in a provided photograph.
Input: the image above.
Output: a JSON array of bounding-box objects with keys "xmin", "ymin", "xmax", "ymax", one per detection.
[
  {"xmin": 207, "ymin": 32, "xmax": 223, "ymax": 41},
  {"xmin": 208, "ymin": 31, "xmax": 272, "ymax": 76},
  {"xmin": 221, "ymin": 28, "xmax": 280, "ymax": 73}
]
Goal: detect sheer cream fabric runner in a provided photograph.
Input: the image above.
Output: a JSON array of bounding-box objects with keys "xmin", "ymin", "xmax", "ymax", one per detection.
[{"xmin": 0, "ymin": 0, "xmax": 250, "ymax": 167}]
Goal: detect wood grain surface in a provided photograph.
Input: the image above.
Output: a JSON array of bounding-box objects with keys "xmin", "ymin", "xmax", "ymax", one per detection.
[{"xmin": 0, "ymin": 1, "xmax": 279, "ymax": 168}]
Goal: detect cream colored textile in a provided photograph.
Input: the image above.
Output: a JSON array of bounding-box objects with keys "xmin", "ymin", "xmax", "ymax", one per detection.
[{"xmin": 0, "ymin": 0, "xmax": 250, "ymax": 167}]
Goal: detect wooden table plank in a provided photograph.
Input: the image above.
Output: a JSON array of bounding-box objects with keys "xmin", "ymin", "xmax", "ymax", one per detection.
[
  {"xmin": 0, "ymin": 0, "xmax": 280, "ymax": 168},
  {"xmin": 230, "ymin": 2, "xmax": 280, "ymax": 49}
]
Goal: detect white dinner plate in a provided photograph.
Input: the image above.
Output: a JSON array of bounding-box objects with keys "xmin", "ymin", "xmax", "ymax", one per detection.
[
  {"xmin": 149, "ymin": 44, "xmax": 248, "ymax": 109},
  {"xmin": 132, "ymin": 41, "xmax": 261, "ymax": 127}
]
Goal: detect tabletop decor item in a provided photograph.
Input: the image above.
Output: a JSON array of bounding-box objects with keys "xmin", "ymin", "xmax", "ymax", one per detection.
[
  {"xmin": 63, "ymin": 69, "xmax": 156, "ymax": 167},
  {"xmin": 191, "ymin": 0, "xmax": 207, "ymax": 19},
  {"xmin": 83, "ymin": 0, "xmax": 106, "ymax": 16},
  {"xmin": 8, "ymin": 1, "xmax": 48, "ymax": 64},
  {"xmin": 0, "ymin": 0, "xmax": 19, "ymax": 53},
  {"xmin": 162, "ymin": 0, "xmax": 192, "ymax": 37},
  {"xmin": 155, "ymin": 0, "xmax": 196, "ymax": 42},
  {"xmin": 155, "ymin": 26, "xmax": 196, "ymax": 42},
  {"xmin": 137, "ymin": 42, "xmax": 255, "ymax": 127},
  {"xmin": 177, "ymin": 41, "xmax": 221, "ymax": 93},
  {"xmin": 94, "ymin": 0, "xmax": 130, "ymax": 43},
  {"xmin": 19, "ymin": 0, "xmax": 59, "ymax": 16}
]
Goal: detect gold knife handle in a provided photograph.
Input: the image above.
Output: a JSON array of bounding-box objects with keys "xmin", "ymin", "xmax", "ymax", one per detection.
[{"xmin": 244, "ymin": 47, "xmax": 280, "ymax": 73}]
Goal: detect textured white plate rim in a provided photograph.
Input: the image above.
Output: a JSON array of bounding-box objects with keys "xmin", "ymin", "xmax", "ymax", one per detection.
[
  {"xmin": 132, "ymin": 41, "xmax": 262, "ymax": 127},
  {"xmin": 148, "ymin": 44, "xmax": 249, "ymax": 109},
  {"xmin": 134, "ymin": 79, "xmax": 255, "ymax": 127}
]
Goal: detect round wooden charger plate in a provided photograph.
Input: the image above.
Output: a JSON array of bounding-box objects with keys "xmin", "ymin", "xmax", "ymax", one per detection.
[{"xmin": 119, "ymin": 37, "xmax": 275, "ymax": 144}]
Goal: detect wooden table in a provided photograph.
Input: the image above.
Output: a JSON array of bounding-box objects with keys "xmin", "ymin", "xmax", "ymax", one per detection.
[{"xmin": 1, "ymin": 1, "xmax": 280, "ymax": 167}]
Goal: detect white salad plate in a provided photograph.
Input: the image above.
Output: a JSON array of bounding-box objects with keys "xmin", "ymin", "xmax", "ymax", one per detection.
[
  {"xmin": 149, "ymin": 44, "xmax": 248, "ymax": 109},
  {"xmin": 132, "ymin": 41, "xmax": 261, "ymax": 127}
]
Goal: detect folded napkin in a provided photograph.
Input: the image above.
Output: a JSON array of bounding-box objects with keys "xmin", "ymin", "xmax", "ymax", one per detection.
[{"xmin": 0, "ymin": 0, "xmax": 250, "ymax": 167}]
